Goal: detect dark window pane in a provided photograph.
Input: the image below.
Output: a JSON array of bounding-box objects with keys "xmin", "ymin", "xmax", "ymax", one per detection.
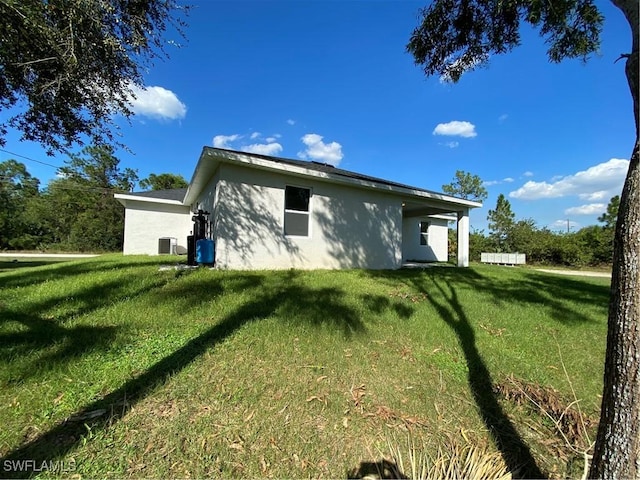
[
  {"xmin": 285, "ymin": 186, "xmax": 310, "ymax": 212},
  {"xmin": 285, "ymin": 211, "xmax": 309, "ymax": 236},
  {"xmin": 420, "ymin": 221, "xmax": 429, "ymax": 245}
]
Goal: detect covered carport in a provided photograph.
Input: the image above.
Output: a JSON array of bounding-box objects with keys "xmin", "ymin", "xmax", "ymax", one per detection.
[{"xmin": 401, "ymin": 195, "xmax": 480, "ymax": 267}]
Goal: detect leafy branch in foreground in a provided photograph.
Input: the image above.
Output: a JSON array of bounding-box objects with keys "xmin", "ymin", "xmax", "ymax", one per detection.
[{"xmin": 0, "ymin": 0, "xmax": 188, "ymax": 153}]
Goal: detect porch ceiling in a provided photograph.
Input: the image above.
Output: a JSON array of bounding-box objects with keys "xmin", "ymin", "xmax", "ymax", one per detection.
[{"xmin": 402, "ymin": 200, "xmax": 459, "ymax": 218}]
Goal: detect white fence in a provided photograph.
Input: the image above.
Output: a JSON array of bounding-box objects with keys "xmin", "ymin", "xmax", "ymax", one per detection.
[{"xmin": 480, "ymin": 252, "xmax": 526, "ymax": 265}]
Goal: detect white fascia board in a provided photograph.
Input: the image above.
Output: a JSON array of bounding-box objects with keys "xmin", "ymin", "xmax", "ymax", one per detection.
[
  {"xmin": 429, "ymin": 213, "xmax": 458, "ymax": 221},
  {"xmin": 114, "ymin": 193, "xmax": 186, "ymax": 207},
  {"xmin": 184, "ymin": 148, "xmax": 483, "ymax": 210}
]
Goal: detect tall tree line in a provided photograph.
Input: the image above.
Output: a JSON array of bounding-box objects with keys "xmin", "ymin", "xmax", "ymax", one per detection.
[
  {"xmin": 0, "ymin": 146, "xmax": 187, "ymax": 252},
  {"xmin": 463, "ymin": 194, "xmax": 618, "ymax": 267}
]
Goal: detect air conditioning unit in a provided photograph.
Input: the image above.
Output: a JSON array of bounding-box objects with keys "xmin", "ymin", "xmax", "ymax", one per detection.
[{"xmin": 158, "ymin": 237, "xmax": 177, "ymax": 255}]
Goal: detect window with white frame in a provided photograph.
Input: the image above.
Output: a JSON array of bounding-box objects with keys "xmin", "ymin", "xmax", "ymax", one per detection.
[
  {"xmin": 284, "ymin": 186, "xmax": 311, "ymax": 236},
  {"xmin": 419, "ymin": 221, "xmax": 430, "ymax": 246}
]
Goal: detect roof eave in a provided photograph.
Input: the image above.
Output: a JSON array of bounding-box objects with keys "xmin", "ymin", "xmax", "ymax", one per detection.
[
  {"xmin": 184, "ymin": 147, "xmax": 483, "ymax": 210},
  {"xmin": 114, "ymin": 193, "xmax": 187, "ymax": 207}
]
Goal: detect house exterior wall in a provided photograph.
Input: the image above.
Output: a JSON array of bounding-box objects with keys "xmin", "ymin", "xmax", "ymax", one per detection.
[
  {"xmin": 122, "ymin": 200, "xmax": 192, "ymax": 255},
  {"xmin": 401, "ymin": 216, "xmax": 449, "ymax": 262},
  {"xmin": 205, "ymin": 163, "xmax": 403, "ymax": 270}
]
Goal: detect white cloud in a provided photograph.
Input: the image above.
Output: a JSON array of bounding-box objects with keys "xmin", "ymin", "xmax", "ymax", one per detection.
[
  {"xmin": 484, "ymin": 177, "xmax": 515, "ymax": 187},
  {"xmin": 213, "ymin": 134, "xmax": 241, "ymax": 149},
  {"xmin": 287, "ymin": 119, "xmax": 296, "ymax": 125},
  {"xmin": 564, "ymin": 203, "xmax": 607, "ymax": 216},
  {"xmin": 523, "ymin": 171, "xmax": 534, "ymax": 177},
  {"xmin": 498, "ymin": 114, "xmax": 508, "ymax": 123},
  {"xmin": 298, "ymin": 133, "xmax": 343, "ymax": 166},
  {"xmin": 509, "ymin": 158, "xmax": 629, "ymax": 200},
  {"xmin": 579, "ymin": 190, "xmax": 609, "ymax": 201},
  {"xmin": 240, "ymin": 142, "xmax": 283, "ymax": 156},
  {"xmin": 440, "ymin": 141, "xmax": 459, "ymax": 148},
  {"xmin": 213, "ymin": 132, "xmax": 283, "ymax": 156},
  {"xmin": 128, "ymin": 84, "xmax": 187, "ymax": 120},
  {"xmin": 433, "ymin": 121, "xmax": 477, "ymax": 138}
]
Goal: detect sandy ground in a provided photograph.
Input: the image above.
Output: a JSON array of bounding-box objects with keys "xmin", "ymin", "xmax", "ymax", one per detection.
[{"xmin": 534, "ymin": 268, "xmax": 611, "ymax": 278}]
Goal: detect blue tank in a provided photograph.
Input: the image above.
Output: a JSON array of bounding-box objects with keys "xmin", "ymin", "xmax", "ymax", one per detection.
[{"xmin": 196, "ymin": 239, "xmax": 214, "ymax": 265}]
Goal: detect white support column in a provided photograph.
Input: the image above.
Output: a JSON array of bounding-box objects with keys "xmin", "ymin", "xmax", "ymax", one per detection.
[{"xmin": 457, "ymin": 209, "xmax": 470, "ymax": 267}]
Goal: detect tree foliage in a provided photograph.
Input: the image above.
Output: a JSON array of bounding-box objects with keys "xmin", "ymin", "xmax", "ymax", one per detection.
[
  {"xmin": 487, "ymin": 193, "xmax": 515, "ymax": 251},
  {"xmin": 442, "ymin": 170, "xmax": 488, "ymax": 201},
  {"xmin": 407, "ymin": 0, "xmax": 603, "ymax": 83},
  {"xmin": 0, "ymin": 0, "xmax": 187, "ymax": 153},
  {"xmin": 38, "ymin": 145, "xmax": 138, "ymax": 252},
  {"xmin": 140, "ymin": 173, "xmax": 188, "ymax": 191},
  {"xmin": 0, "ymin": 160, "xmax": 41, "ymax": 249},
  {"xmin": 598, "ymin": 195, "xmax": 620, "ymax": 229}
]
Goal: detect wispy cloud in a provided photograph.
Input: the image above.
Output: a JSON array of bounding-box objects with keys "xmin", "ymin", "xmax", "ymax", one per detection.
[
  {"xmin": 212, "ymin": 132, "xmax": 282, "ymax": 155},
  {"xmin": 440, "ymin": 141, "xmax": 459, "ymax": 148},
  {"xmin": 433, "ymin": 121, "xmax": 477, "ymax": 138},
  {"xmin": 241, "ymin": 142, "xmax": 283, "ymax": 156},
  {"xmin": 498, "ymin": 114, "xmax": 508, "ymax": 123},
  {"xmin": 509, "ymin": 158, "xmax": 629, "ymax": 200},
  {"xmin": 128, "ymin": 84, "xmax": 187, "ymax": 120},
  {"xmin": 523, "ymin": 171, "xmax": 534, "ymax": 178},
  {"xmin": 287, "ymin": 119, "xmax": 296, "ymax": 125},
  {"xmin": 298, "ymin": 133, "xmax": 343, "ymax": 166},
  {"xmin": 484, "ymin": 177, "xmax": 515, "ymax": 187},
  {"xmin": 564, "ymin": 203, "xmax": 607, "ymax": 216},
  {"xmin": 212, "ymin": 134, "xmax": 241, "ymax": 149}
]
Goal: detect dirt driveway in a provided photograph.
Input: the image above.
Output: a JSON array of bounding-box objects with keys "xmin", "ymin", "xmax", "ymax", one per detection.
[{"xmin": 535, "ymin": 268, "xmax": 611, "ymax": 279}]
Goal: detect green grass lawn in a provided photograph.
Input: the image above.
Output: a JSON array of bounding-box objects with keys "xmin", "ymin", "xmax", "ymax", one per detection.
[{"xmin": 0, "ymin": 255, "xmax": 610, "ymax": 478}]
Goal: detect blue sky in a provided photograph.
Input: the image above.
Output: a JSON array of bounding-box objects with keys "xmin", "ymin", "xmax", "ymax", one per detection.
[{"xmin": 1, "ymin": 1, "xmax": 635, "ymax": 233}]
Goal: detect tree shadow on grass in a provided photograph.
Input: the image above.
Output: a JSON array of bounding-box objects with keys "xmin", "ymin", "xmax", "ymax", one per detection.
[
  {"xmin": 0, "ymin": 260, "xmax": 68, "ymax": 273},
  {"xmin": 0, "ymin": 270, "xmax": 178, "ymax": 381},
  {"xmin": 0, "ymin": 270, "xmax": 411, "ymax": 477},
  {"xmin": 371, "ymin": 266, "xmax": 609, "ymax": 325},
  {"xmin": 425, "ymin": 274, "xmax": 544, "ymax": 478},
  {"xmin": 0, "ymin": 255, "xmax": 170, "ymax": 289},
  {"xmin": 367, "ymin": 265, "xmax": 611, "ymax": 477}
]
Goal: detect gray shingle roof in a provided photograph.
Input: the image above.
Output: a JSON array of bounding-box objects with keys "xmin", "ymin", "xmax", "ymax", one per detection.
[{"xmin": 205, "ymin": 147, "xmax": 444, "ymax": 196}]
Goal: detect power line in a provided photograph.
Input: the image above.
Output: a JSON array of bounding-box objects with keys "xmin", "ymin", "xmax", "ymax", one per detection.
[{"xmin": 0, "ymin": 148, "xmax": 62, "ymax": 170}]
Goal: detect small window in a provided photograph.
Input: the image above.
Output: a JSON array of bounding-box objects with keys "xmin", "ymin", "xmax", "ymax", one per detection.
[
  {"xmin": 419, "ymin": 221, "xmax": 430, "ymax": 246},
  {"xmin": 285, "ymin": 186, "xmax": 311, "ymax": 236}
]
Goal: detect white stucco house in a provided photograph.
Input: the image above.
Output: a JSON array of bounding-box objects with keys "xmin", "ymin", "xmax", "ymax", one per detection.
[{"xmin": 115, "ymin": 147, "xmax": 481, "ymax": 269}]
